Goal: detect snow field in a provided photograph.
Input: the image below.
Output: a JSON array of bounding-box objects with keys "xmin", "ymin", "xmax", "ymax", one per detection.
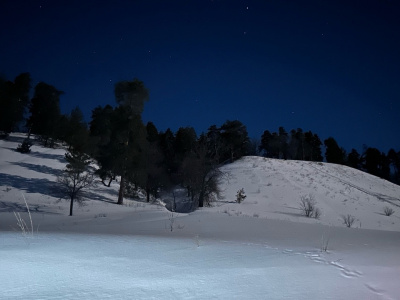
[{"xmin": 1, "ymin": 133, "xmax": 400, "ymax": 299}]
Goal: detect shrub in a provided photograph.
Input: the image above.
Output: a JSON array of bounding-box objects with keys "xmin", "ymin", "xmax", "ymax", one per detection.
[
  {"xmin": 383, "ymin": 206, "xmax": 395, "ymax": 216},
  {"xmin": 314, "ymin": 207, "xmax": 322, "ymax": 220},
  {"xmin": 299, "ymin": 194, "xmax": 320, "ymax": 219},
  {"xmin": 342, "ymin": 214, "xmax": 356, "ymax": 228},
  {"xmin": 236, "ymin": 188, "xmax": 246, "ymax": 203},
  {"xmin": 16, "ymin": 139, "xmax": 32, "ymax": 153},
  {"xmin": 13, "ymin": 194, "xmax": 34, "ymax": 237},
  {"xmin": 321, "ymin": 234, "xmax": 329, "ymax": 252}
]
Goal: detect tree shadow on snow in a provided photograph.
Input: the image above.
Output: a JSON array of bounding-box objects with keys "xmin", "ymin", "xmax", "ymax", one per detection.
[
  {"xmin": 0, "ymin": 173, "xmax": 62, "ymax": 199},
  {"xmin": 0, "ymin": 134, "xmax": 26, "ymax": 144},
  {"xmin": 10, "ymin": 162, "xmax": 62, "ymax": 176},
  {"xmin": 82, "ymin": 189, "xmax": 116, "ymax": 204},
  {"xmin": 28, "ymin": 150, "xmax": 66, "ymax": 163},
  {"xmin": 274, "ymin": 210, "xmax": 304, "ymax": 218},
  {"xmin": 0, "ymin": 200, "xmax": 61, "ymax": 214},
  {"xmin": 0, "ymin": 146, "xmax": 18, "ymax": 151}
]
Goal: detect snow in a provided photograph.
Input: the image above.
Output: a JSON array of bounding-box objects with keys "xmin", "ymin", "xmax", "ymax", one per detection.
[{"xmin": 1, "ymin": 133, "xmax": 400, "ymax": 299}]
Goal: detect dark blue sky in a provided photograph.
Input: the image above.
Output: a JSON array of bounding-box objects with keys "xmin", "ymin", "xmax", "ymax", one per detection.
[{"xmin": 1, "ymin": 0, "xmax": 399, "ymax": 152}]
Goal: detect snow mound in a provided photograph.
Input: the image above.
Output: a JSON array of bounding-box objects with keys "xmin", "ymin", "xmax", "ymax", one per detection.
[{"xmin": 213, "ymin": 156, "xmax": 400, "ymax": 231}]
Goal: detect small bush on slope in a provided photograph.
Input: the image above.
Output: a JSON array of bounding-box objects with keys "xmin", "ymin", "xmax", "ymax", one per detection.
[
  {"xmin": 236, "ymin": 188, "xmax": 247, "ymax": 203},
  {"xmin": 299, "ymin": 194, "xmax": 321, "ymax": 219},
  {"xmin": 16, "ymin": 138, "xmax": 32, "ymax": 153},
  {"xmin": 342, "ymin": 214, "xmax": 356, "ymax": 228},
  {"xmin": 383, "ymin": 206, "xmax": 395, "ymax": 217}
]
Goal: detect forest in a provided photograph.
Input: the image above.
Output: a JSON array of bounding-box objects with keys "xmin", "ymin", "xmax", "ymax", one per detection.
[{"xmin": 1, "ymin": 73, "xmax": 399, "ymax": 211}]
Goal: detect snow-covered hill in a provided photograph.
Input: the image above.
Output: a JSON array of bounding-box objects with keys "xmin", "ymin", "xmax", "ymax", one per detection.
[
  {"xmin": 1, "ymin": 133, "xmax": 400, "ymax": 299},
  {"xmin": 216, "ymin": 156, "xmax": 400, "ymax": 231}
]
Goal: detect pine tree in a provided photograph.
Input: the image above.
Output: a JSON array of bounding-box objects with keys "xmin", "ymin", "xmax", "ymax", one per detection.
[
  {"xmin": 0, "ymin": 73, "xmax": 31, "ymax": 135},
  {"xmin": 27, "ymin": 82, "xmax": 63, "ymax": 147},
  {"xmin": 174, "ymin": 127, "xmax": 197, "ymax": 162},
  {"xmin": 57, "ymin": 151, "xmax": 94, "ymax": 216},
  {"xmin": 64, "ymin": 106, "xmax": 88, "ymax": 152},
  {"xmin": 278, "ymin": 127, "xmax": 289, "ymax": 159},
  {"xmin": 113, "ymin": 79, "xmax": 149, "ymax": 205},
  {"xmin": 388, "ymin": 149, "xmax": 400, "ymax": 183},
  {"xmin": 143, "ymin": 123, "xmax": 168, "ymax": 202},
  {"xmin": 324, "ymin": 137, "xmax": 346, "ymax": 164},
  {"xmin": 220, "ymin": 120, "xmax": 249, "ymax": 163},
  {"xmin": 347, "ymin": 149, "xmax": 361, "ymax": 169}
]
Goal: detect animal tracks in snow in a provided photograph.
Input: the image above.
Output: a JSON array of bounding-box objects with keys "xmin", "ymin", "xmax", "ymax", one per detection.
[{"xmin": 278, "ymin": 247, "xmax": 392, "ymax": 299}]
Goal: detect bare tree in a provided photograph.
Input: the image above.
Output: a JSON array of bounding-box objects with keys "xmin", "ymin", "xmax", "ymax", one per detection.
[
  {"xmin": 57, "ymin": 151, "xmax": 95, "ymax": 216},
  {"xmin": 342, "ymin": 214, "xmax": 356, "ymax": 228},
  {"xmin": 181, "ymin": 141, "xmax": 223, "ymax": 208}
]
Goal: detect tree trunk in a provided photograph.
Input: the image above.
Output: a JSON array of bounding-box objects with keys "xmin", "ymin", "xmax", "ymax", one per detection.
[
  {"xmin": 198, "ymin": 183, "xmax": 205, "ymax": 208},
  {"xmin": 27, "ymin": 126, "xmax": 32, "ymax": 140},
  {"xmin": 146, "ymin": 186, "xmax": 150, "ymax": 202},
  {"xmin": 69, "ymin": 195, "xmax": 74, "ymax": 216},
  {"xmin": 117, "ymin": 174, "xmax": 125, "ymax": 205},
  {"xmin": 198, "ymin": 191, "xmax": 204, "ymax": 207},
  {"xmin": 101, "ymin": 176, "xmax": 113, "ymax": 187}
]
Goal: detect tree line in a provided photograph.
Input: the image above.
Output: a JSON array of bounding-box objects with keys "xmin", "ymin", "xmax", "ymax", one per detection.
[
  {"xmin": 1, "ymin": 73, "xmax": 399, "ymax": 212},
  {"xmin": 259, "ymin": 127, "xmax": 400, "ymax": 183}
]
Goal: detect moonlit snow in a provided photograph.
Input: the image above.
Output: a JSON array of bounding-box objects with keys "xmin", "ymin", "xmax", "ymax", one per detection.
[{"xmin": 1, "ymin": 133, "xmax": 399, "ymax": 299}]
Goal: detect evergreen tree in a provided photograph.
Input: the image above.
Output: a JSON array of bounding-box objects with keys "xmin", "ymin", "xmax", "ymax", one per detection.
[
  {"xmin": 159, "ymin": 128, "xmax": 178, "ymax": 181},
  {"xmin": 89, "ymin": 105, "xmax": 116, "ymax": 186},
  {"xmin": 381, "ymin": 152, "xmax": 391, "ymax": 180},
  {"xmin": 220, "ymin": 120, "xmax": 249, "ymax": 163},
  {"xmin": 388, "ymin": 149, "xmax": 400, "ymax": 183},
  {"xmin": 90, "ymin": 105, "xmax": 114, "ymax": 147},
  {"xmin": 64, "ymin": 106, "xmax": 88, "ymax": 152},
  {"xmin": 146, "ymin": 122, "xmax": 159, "ymax": 144},
  {"xmin": 260, "ymin": 130, "xmax": 273, "ymax": 158},
  {"xmin": 113, "ymin": 79, "xmax": 149, "ymax": 205},
  {"xmin": 364, "ymin": 147, "xmax": 381, "ymax": 176},
  {"xmin": 26, "ymin": 82, "xmax": 63, "ymax": 147},
  {"xmin": 247, "ymin": 137, "xmax": 262, "ymax": 156},
  {"xmin": 57, "ymin": 151, "xmax": 94, "ymax": 216},
  {"xmin": 324, "ymin": 137, "xmax": 346, "ymax": 164},
  {"xmin": 278, "ymin": 127, "xmax": 289, "ymax": 159},
  {"xmin": 347, "ymin": 149, "xmax": 361, "ymax": 169},
  {"xmin": 289, "ymin": 129, "xmax": 305, "ymax": 160},
  {"xmin": 206, "ymin": 124, "xmax": 223, "ymax": 161},
  {"xmin": 114, "ymin": 78, "xmax": 149, "ymax": 114},
  {"xmin": 304, "ymin": 131, "xmax": 322, "ymax": 161},
  {"xmin": 0, "ymin": 72, "xmax": 31, "ymax": 135},
  {"xmin": 143, "ymin": 123, "xmax": 168, "ymax": 202},
  {"xmin": 174, "ymin": 127, "xmax": 197, "ymax": 161},
  {"xmin": 311, "ymin": 133, "xmax": 323, "ymax": 162}
]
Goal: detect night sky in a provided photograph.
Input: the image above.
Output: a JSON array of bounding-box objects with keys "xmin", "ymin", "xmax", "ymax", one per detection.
[{"xmin": 1, "ymin": 0, "xmax": 399, "ymax": 152}]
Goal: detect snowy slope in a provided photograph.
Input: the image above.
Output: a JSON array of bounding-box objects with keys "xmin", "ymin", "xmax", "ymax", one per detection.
[
  {"xmin": 1, "ymin": 133, "xmax": 400, "ymax": 300},
  {"xmin": 215, "ymin": 156, "xmax": 400, "ymax": 231}
]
